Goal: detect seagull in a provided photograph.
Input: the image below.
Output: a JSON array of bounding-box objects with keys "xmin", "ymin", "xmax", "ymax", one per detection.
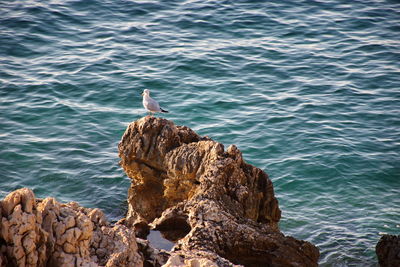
[{"xmin": 142, "ymin": 89, "xmax": 169, "ymax": 115}]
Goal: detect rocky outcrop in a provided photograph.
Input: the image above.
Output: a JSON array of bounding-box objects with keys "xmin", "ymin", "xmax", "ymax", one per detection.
[
  {"xmin": 118, "ymin": 116, "xmax": 319, "ymax": 267},
  {"xmin": 376, "ymin": 234, "xmax": 400, "ymax": 267},
  {"xmin": 0, "ymin": 116, "xmax": 320, "ymax": 267},
  {"xmin": 0, "ymin": 188, "xmax": 143, "ymax": 267}
]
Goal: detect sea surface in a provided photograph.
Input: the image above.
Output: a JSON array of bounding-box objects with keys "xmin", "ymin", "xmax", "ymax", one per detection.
[{"xmin": 1, "ymin": 0, "xmax": 399, "ymax": 265}]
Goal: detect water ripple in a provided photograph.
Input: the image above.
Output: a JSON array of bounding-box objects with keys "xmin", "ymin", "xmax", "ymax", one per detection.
[{"xmin": 1, "ymin": 0, "xmax": 399, "ymax": 265}]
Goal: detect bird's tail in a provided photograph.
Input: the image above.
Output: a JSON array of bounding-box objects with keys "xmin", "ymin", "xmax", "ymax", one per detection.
[{"xmin": 161, "ymin": 108, "xmax": 169, "ymax": 113}]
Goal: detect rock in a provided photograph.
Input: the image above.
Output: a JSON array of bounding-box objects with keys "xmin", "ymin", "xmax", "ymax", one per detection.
[
  {"xmin": 136, "ymin": 238, "xmax": 170, "ymax": 267},
  {"xmin": 162, "ymin": 250, "xmax": 241, "ymax": 267},
  {"xmin": 0, "ymin": 188, "xmax": 143, "ymax": 267},
  {"xmin": 163, "ymin": 254, "xmax": 184, "ymax": 267},
  {"xmin": 118, "ymin": 116, "xmax": 319, "ymax": 267},
  {"xmin": 376, "ymin": 234, "xmax": 400, "ymax": 267},
  {"xmin": 0, "ymin": 188, "xmax": 47, "ymax": 267}
]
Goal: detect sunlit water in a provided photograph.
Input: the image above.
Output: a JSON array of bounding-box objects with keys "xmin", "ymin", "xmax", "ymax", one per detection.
[{"xmin": 1, "ymin": 0, "xmax": 399, "ymax": 265}]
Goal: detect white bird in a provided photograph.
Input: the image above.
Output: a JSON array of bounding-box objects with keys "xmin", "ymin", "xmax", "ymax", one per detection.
[{"xmin": 142, "ymin": 89, "xmax": 169, "ymax": 115}]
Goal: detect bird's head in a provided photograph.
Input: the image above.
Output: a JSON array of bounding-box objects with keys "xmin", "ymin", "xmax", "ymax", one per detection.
[{"xmin": 141, "ymin": 89, "xmax": 150, "ymax": 96}]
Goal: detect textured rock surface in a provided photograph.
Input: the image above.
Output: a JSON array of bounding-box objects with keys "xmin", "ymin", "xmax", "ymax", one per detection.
[
  {"xmin": 376, "ymin": 234, "xmax": 400, "ymax": 267},
  {"xmin": 0, "ymin": 188, "xmax": 143, "ymax": 267},
  {"xmin": 136, "ymin": 238, "xmax": 169, "ymax": 267},
  {"xmin": 118, "ymin": 116, "xmax": 319, "ymax": 267},
  {"xmin": 0, "ymin": 188, "xmax": 47, "ymax": 267}
]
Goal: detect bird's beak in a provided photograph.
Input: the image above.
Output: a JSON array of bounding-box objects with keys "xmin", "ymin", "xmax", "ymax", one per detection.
[{"xmin": 141, "ymin": 92, "xmax": 144, "ymax": 96}]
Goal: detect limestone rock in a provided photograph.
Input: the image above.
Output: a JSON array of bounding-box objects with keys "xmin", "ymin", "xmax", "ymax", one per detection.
[
  {"xmin": 0, "ymin": 188, "xmax": 143, "ymax": 267},
  {"xmin": 118, "ymin": 116, "xmax": 319, "ymax": 267},
  {"xmin": 376, "ymin": 234, "xmax": 400, "ymax": 267},
  {"xmin": 162, "ymin": 250, "xmax": 241, "ymax": 267},
  {"xmin": 0, "ymin": 188, "xmax": 47, "ymax": 267},
  {"xmin": 136, "ymin": 238, "xmax": 170, "ymax": 267}
]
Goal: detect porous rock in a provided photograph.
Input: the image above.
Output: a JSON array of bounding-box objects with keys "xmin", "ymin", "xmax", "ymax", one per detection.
[
  {"xmin": 376, "ymin": 234, "xmax": 400, "ymax": 267},
  {"xmin": 118, "ymin": 116, "xmax": 319, "ymax": 267},
  {"xmin": 0, "ymin": 188, "xmax": 143, "ymax": 267}
]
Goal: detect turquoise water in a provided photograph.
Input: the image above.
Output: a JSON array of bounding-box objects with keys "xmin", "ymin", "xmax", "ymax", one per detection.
[{"xmin": 1, "ymin": 0, "xmax": 399, "ymax": 265}]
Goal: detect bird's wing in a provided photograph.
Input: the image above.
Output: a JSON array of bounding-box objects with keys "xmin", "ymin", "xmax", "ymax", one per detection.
[{"xmin": 145, "ymin": 98, "xmax": 161, "ymax": 112}]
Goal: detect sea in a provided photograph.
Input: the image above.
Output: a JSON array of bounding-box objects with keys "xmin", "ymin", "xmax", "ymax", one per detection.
[{"xmin": 1, "ymin": 0, "xmax": 399, "ymax": 266}]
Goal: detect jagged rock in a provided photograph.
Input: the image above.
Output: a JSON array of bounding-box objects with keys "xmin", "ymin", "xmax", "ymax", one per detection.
[
  {"xmin": 136, "ymin": 238, "xmax": 170, "ymax": 267},
  {"xmin": 163, "ymin": 254, "xmax": 219, "ymax": 267},
  {"xmin": 162, "ymin": 250, "xmax": 241, "ymax": 267},
  {"xmin": 376, "ymin": 234, "xmax": 400, "ymax": 267},
  {"xmin": 0, "ymin": 188, "xmax": 143, "ymax": 267},
  {"xmin": 118, "ymin": 116, "xmax": 319, "ymax": 267},
  {"xmin": 0, "ymin": 188, "xmax": 47, "ymax": 267}
]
